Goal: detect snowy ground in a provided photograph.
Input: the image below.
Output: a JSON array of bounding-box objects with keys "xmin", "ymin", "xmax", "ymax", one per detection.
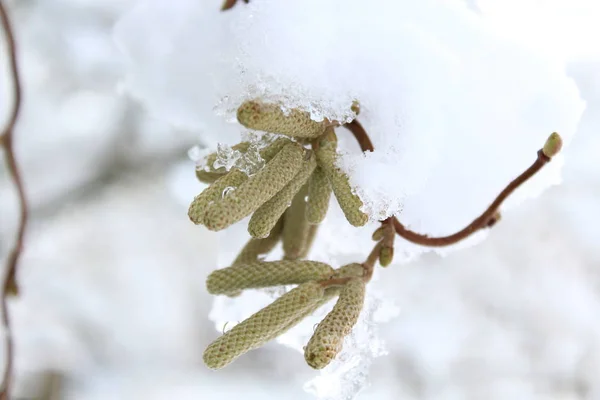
[{"xmin": 2, "ymin": 1, "xmax": 600, "ymax": 399}]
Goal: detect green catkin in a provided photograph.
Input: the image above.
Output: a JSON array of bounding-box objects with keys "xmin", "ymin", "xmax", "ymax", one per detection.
[
  {"xmin": 203, "ymin": 142, "xmax": 305, "ymax": 231},
  {"xmin": 297, "ymin": 224, "xmax": 319, "ymax": 259},
  {"xmin": 195, "ymin": 138, "xmax": 291, "ymax": 184},
  {"xmin": 203, "ymin": 281, "xmax": 325, "ymax": 370},
  {"xmin": 188, "ymin": 169, "xmax": 249, "ymax": 225},
  {"xmin": 233, "ymin": 218, "xmax": 283, "ymax": 265},
  {"xmin": 276, "ymin": 286, "xmax": 340, "ymax": 337},
  {"xmin": 248, "ymin": 153, "xmax": 317, "ymax": 238},
  {"xmin": 332, "ymin": 263, "xmax": 365, "ymax": 280},
  {"xmin": 371, "ymin": 226, "xmax": 385, "ymax": 241},
  {"xmin": 306, "ymin": 166, "xmax": 332, "ymax": 224},
  {"xmin": 206, "ymin": 260, "xmax": 334, "ymax": 295},
  {"xmin": 237, "ymin": 100, "xmax": 328, "ymax": 138},
  {"xmin": 283, "ymin": 185, "xmax": 310, "ymax": 260},
  {"xmin": 304, "ymin": 278, "xmax": 366, "ymax": 369},
  {"xmin": 315, "ymin": 129, "xmax": 368, "ymax": 227},
  {"xmin": 225, "ymin": 218, "xmax": 284, "ymax": 297}
]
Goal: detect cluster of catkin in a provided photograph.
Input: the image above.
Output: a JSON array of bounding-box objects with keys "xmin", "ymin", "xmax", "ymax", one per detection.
[{"xmin": 190, "ymin": 100, "xmax": 372, "ymax": 370}]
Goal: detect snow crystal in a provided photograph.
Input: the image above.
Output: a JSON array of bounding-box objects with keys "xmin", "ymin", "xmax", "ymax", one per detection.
[{"xmin": 212, "ymin": 143, "xmax": 243, "ymax": 172}]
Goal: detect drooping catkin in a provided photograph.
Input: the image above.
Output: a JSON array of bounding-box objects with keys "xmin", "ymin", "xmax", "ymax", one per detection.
[
  {"xmin": 306, "ymin": 166, "xmax": 332, "ymax": 224},
  {"xmin": 304, "ymin": 278, "xmax": 366, "ymax": 369},
  {"xmin": 206, "ymin": 260, "xmax": 334, "ymax": 295},
  {"xmin": 297, "ymin": 224, "xmax": 319, "ymax": 259},
  {"xmin": 315, "ymin": 129, "xmax": 368, "ymax": 227},
  {"xmin": 203, "ymin": 142, "xmax": 305, "ymax": 231},
  {"xmin": 195, "ymin": 138, "xmax": 291, "ymax": 183},
  {"xmin": 331, "ymin": 263, "xmax": 365, "ymax": 280},
  {"xmin": 233, "ymin": 217, "xmax": 283, "ymax": 265},
  {"xmin": 283, "ymin": 185, "xmax": 310, "ymax": 260},
  {"xmin": 237, "ymin": 100, "xmax": 328, "ymax": 138},
  {"xmin": 248, "ymin": 152, "xmax": 317, "ymax": 238},
  {"xmin": 188, "ymin": 169, "xmax": 249, "ymax": 225},
  {"xmin": 203, "ymin": 281, "xmax": 325, "ymax": 370}
]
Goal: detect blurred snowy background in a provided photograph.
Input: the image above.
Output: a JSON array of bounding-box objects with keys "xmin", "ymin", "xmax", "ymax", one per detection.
[{"xmin": 1, "ymin": 0, "xmax": 600, "ymax": 399}]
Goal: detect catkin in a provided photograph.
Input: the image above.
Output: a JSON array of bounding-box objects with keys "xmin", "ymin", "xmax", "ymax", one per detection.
[
  {"xmin": 304, "ymin": 278, "xmax": 366, "ymax": 369},
  {"xmin": 188, "ymin": 169, "xmax": 248, "ymax": 225},
  {"xmin": 306, "ymin": 166, "xmax": 332, "ymax": 224},
  {"xmin": 297, "ymin": 224, "xmax": 319, "ymax": 259},
  {"xmin": 315, "ymin": 129, "xmax": 368, "ymax": 227},
  {"xmin": 248, "ymin": 153, "xmax": 317, "ymax": 238},
  {"xmin": 233, "ymin": 218, "xmax": 283, "ymax": 266},
  {"xmin": 332, "ymin": 263, "xmax": 365, "ymax": 280},
  {"xmin": 195, "ymin": 138, "xmax": 291, "ymax": 183},
  {"xmin": 283, "ymin": 185, "xmax": 310, "ymax": 260},
  {"xmin": 203, "ymin": 142, "xmax": 305, "ymax": 231},
  {"xmin": 206, "ymin": 260, "xmax": 334, "ymax": 295},
  {"xmin": 203, "ymin": 281, "xmax": 325, "ymax": 369},
  {"xmin": 237, "ymin": 100, "xmax": 328, "ymax": 138}
]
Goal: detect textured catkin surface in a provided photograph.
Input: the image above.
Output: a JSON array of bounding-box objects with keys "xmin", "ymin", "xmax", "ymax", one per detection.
[
  {"xmin": 283, "ymin": 185, "xmax": 310, "ymax": 259},
  {"xmin": 332, "ymin": 263, "xmax": 365, "ymax": 279},
  {"xmin": 203, "ymin": 142, "xmax": 305, "ymax": 231},
  {"xmin": 297, "ymin": 224, "xmax": 319, "ymax": 259},
  {"xmin": 304, "ymin": 278, "xmax": 366, "ymax": 369},
  {"xmin": 203, "ymin": 282, "xmax": 325, "ymax": 370},
  {"xmin": 233, "ymin": 218, "xmax": 284, "ymax": 265},
  {"xmin": 315, "ymin": 130, "xmax": 368, "ymax": 227},
  {"xmin": 307, "ymin": 166, "xmax": 332, "ymax": 224},
  {"xmin": 248, "ymin": 153, "xmax": 317, "ymax": 238},
  {"xmin": 237, "ymin": 100, "xmax": 328, "ymax": 138},
  {"xmin": 206, "ymin": 260, "xmax": 334, "ymax": 294},
  {"xmin": 188, "ymin": 169, "xmax": 249, "ymax": 225}
]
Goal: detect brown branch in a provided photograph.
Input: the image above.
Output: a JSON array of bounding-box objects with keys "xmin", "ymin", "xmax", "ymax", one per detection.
[
  {"xmin": 392, "ymin": 149, "xmax": 551, "ymax": 247},
  {"xmin": 343, "ymin": 120, "xmax": 374, "ymax": 152},
  {"xmin": 344, "ymin": 118, "xmax": 560, "ymax": 248},
  {"xmin": 221, "ymin": 0, "xmax": 249, "ymax": 11},
  {"xmin": 0, "ymin": 2, "xmax": 26, "ymax": 399}
]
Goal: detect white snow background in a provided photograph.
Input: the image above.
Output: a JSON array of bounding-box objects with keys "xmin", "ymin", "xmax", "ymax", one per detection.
[{"xmin": 1, "ymin": 0, "xmax": 600, "ymax": 399}]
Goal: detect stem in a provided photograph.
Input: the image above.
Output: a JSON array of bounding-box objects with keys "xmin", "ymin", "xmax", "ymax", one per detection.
[
  {"xmin": 0, "ymin": 3, "xmax": 25, "ymax": 398},
  {"xmin": 344, "ymin": 118, "xmax": 555, "ymax": 248},
  {"xmin": 392, "ymin": 150, "xmax": 550, "ymax": 247},
  {"xmin": 221, "ymin": 0, "xmax": 249, "ymax": 11}
]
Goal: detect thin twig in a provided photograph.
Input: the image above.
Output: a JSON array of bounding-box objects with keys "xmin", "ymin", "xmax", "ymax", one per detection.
[
  {"xmin": 0, "ymin": 2, "xmax": 25, "ymax": 399},
  {"xmin": 221, "ymin": 0, "xmax": 249, "ymax": 11},
  {"xmin": 392, "ymin": 150, "xmax": 550, "ymax": 247},
  {"xmin": 344, "ymin": 118, "xmax": 556, "ymax": 248}
]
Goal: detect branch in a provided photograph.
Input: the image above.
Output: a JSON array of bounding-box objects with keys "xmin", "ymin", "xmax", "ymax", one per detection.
[
  {"xmin": 221, "ymin": 0, "xmax": 249, "ymax": 11},
  {"xmin": 0, "ymin": 2, "xmax": 26, "ymax": 398},
  {"xmin": 344, "ymin": 118, "xmax": 562, "ymax": 248}
]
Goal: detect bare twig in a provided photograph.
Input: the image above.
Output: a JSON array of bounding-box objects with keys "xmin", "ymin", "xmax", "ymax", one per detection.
[
  {"xmin": 221, "ymin": 0, "xmax": 249, "ymax": 11},
  {"xmin": 344, "ymin": 118, "xmax": 559, "ymax": 248},
  {"xmin": 392, "ymin": 150, "xmax": 551, "ymax": 247},
  {"xmin": 0, "ymin": 2, "xmax": 26, "ymax": 399}
]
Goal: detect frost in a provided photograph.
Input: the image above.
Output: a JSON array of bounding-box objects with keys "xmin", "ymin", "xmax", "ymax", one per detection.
[{"xmin": 212, "ymin": 143, "xmax": 242, "ymax": 171}]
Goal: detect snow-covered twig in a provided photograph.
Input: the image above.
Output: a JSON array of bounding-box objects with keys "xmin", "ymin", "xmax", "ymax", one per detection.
[{"xmin": 0, "ymin": 2, "xmax": 26, "ymax": 399}]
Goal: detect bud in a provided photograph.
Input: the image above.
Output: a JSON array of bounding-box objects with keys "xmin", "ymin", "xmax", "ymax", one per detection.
[
  {"xmin": 248, "ymin": 153, "xmax": 317, "ymax": 238},
  {"xmin": 378, "ymin": 246, "xmax": 394, "ymax": 267},
  {"xmin": 542, "ymin": 132, "xmax": 563, "ymax": 158},
  {"xmin": 203, "ymin": 281, "xmax": 325, "ymax": 369},
  {"xmin": 188, "ymin": 169, "xmax": 249, "ymax": 225},
  {"xmin": 304, "ymin": 278, "xmax": 366, "ymax": 369},
  {"xmin": 203, "ymin": 142, "xmax": 305, "ymax": 231},
  {"xmin": 306, "ymin": 166, "xmax": 332, "ymax": 224},
  {"xmin": 237, "ymin": 100, "xmax": 328, "ymax": 138},
  {"xmin": 206, "ymin": 260, "xmax": 334, "ymax": 295},
  {"xmin": 315, "ymin": 129, "xmax": 368, "ymax": 227},
  {"xmin": 283, "ymin": 186, "xmax": 310, "ymax": 259},
  {"xmin": 371, "ymin": 226, "xmax": 385, "ymax": 241}
]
